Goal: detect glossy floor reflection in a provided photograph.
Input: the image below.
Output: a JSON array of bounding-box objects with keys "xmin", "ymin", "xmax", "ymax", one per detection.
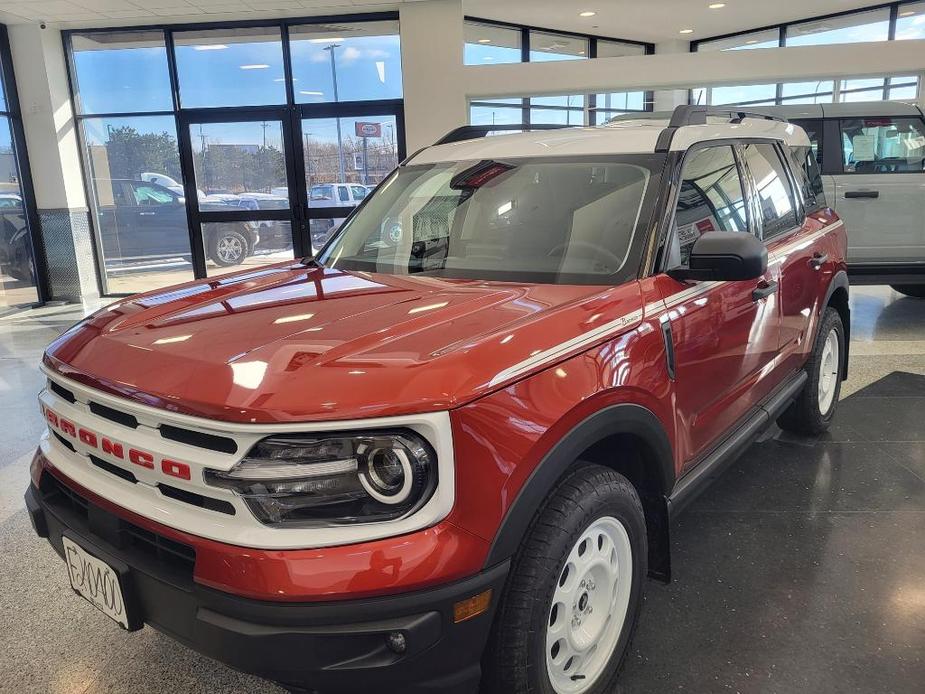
[{"xmin": 0, "ymin": 286, "xmax": 923, "ymax": 694}]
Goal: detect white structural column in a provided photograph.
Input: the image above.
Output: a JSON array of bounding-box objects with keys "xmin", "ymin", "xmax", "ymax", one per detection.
[
  {"xmin": 652, "ymin": 41, "xmax": 691, "ymax": 111},
  {"xmin": 8, "ymin": 24, "xmax": 97, "ymax": 301},
  {"xmin": 399, "ymin": 0, "xmax": 467, "ymax": 152}
]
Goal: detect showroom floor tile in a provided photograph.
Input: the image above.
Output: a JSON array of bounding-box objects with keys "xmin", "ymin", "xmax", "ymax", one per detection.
[{"xmin": 1, "ymin": 287, "xmax": 923, "ymax": 694}]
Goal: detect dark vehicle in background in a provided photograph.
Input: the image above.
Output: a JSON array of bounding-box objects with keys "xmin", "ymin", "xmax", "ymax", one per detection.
[
  {"xmin": 0, "ymin": 193, "xmax": 34, "ymax": 283},
  {"xmin": 94, "ymin": 179, "xmax": 258, "ymax": 269},
  {"xmin": 235, "ymin": 193, "xmax": 292, "ymax": 254}
]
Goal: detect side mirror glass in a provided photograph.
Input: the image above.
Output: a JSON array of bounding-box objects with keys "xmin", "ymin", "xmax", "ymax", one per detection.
[{"xmin": 668, "ymin": 231, "xmax": 767, "ymax": 282}]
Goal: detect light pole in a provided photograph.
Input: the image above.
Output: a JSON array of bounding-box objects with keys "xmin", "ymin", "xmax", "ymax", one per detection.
[{"xmin": 323, "ymin": 43, "xmax": 346, "ymax": 184}]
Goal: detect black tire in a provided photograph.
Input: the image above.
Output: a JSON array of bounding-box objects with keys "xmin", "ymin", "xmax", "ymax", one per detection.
[
  {"xmin": 207, "ymin": 226, "xmax": 248, "ymax": 267},
  {"xmin": 482, "ymin": 465, "xmax": 647, "ymax": 694},
  {"xmin": 777, "ymin": 306, "xmax": 845, "ymax": 435},
  {"xmin": 890, "ymin": 284, "xmax": 925, "ymax": 299}
]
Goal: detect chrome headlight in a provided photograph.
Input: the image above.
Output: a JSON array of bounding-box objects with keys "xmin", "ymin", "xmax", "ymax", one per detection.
[{"xmin": 204, "ymin": 430, "xmax": 437, "ymax": 527}]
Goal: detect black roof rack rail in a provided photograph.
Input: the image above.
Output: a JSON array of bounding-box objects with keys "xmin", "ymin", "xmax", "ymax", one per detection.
[
  {"xmin": 655, "ymin": 105, "xmax": 789, "ymax": 152},
  {"xmin": 433, "ymin": 123, "xmax": 572, "ymax": 146}
]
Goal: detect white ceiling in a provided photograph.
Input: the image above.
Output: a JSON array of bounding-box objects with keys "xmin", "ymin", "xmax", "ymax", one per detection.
[{"xmin": 0, "ymin": 0, "xmax": 903, "ymax": 44}]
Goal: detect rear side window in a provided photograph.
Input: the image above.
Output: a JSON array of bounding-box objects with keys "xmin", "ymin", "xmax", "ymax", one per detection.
[
  {"xmin": 839, "ymin": 117, "xmax": 925, "ymax": 173},
  {"xmin": 787, "ymin": 145, "xmax": 826, "ymax": 213},
  {"xmin": 338, "ymin": 186, "xmax": 351, "ymax": 203},
  {"xmin": 670, "ymin": 145, "xmax": 749, "ymax": 267},
  {"xmin": 791, "ymin": 119, "xmax": 823, "ymax": 165},
  {"xmin": 740, "ymin": 143, "xmax": 798, "ymax": 238}
]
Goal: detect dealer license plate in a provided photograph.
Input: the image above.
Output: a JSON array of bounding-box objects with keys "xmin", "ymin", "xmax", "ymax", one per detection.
[{"xmin": 62, "ymin": 536, "xmax": 130, "ymax": 629}]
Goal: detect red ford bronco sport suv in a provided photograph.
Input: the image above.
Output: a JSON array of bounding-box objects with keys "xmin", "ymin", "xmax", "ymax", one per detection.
[{"xmin": 26, "ymin": 106, "xmax": 849, "ymax": 694}]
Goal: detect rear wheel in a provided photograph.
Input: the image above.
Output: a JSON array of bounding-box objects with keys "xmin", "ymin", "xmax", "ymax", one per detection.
[
  {"xmin": 208, "ymin": 226, "xmax": 248, "ymax": 267},
  {"xmin": 778, "ymin": 306, "xmax": 844, "ymax": 435},
  {"xmin": 483, "ymin": 465, "xmax": 646, "ymax": 694},
  {"xmin": 890, "ymin": 284, "xmax": 925, "ymax": 298}
]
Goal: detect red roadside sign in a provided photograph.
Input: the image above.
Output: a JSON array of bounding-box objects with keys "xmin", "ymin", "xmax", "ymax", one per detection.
[{"xmin": 355, "ymin": 121, "xmax": 382, "ymax": 138}]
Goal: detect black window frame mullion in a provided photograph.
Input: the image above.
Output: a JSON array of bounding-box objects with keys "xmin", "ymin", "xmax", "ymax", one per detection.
[{"xmin": 0, "ymin": 23, "xmax": 51, "ymax": 304}]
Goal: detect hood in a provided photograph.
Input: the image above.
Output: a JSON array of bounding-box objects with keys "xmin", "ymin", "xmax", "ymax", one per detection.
[{"xmin": 45, "ymin": 262, "xmax": 642, "ymax": 423}]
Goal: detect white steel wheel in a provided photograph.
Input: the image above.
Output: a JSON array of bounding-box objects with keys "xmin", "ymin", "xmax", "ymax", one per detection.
[
  {"xmin": 817, "ymin": 327, "xmax": 840, "ymax": 415},
  {"xmin": 545, "ymin": 516, "xmax": 633, "ymax": 694}
]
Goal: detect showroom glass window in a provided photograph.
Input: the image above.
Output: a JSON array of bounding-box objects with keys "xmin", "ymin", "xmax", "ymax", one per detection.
[
  {"xmin": 896, "ymin": 2, "xmax": 925, "ymax": 39},
  {"xmin": 528, "ymin": 31, "xmax": 588, "ymax": 61},
  {"xmin": 289, "ymin": 21, "xmax": 403, "ymax": 102},
  {"xmin": 696, "ymin": 28, "xmax": 780, "ymax": 51},
  {"xmin": 0, "ymin": 35, "xmax": 39, "ymax": 313},
  {"xmin": 174, "ymin": 27, "xmax": 287, "ymax": 108},
  {"xmin": 785, "ymin": 8, "xmax": 890, "ymax": 47},
  {"xmin": 464, "ymin": 21, "xmax": 522, "ymax": 65},
  {"xmin": 69, "ymin": 31, "xmax": 193, "ymax": 295}
]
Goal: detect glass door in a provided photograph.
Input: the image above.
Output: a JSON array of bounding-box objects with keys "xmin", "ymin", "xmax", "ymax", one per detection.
[
  {"xmin": 178, "ymin": 109, "xmax": 304, "ymax": 278},
  {"xmin": 296, "ymin": 105, "xmax": 405, "ymax": 253}
]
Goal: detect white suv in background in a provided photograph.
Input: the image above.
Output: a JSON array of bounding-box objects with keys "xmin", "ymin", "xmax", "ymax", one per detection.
[{"xmin": 764, "ymin": 102, "xmax": 925, "ymax": 298}]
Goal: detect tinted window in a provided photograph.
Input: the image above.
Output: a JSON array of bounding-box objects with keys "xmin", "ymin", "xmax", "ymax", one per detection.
[
  {"xmin": 338, "ymin": 186, "xmax": 350, "ymax": 202},
  {"xmin": 319, "ymin": 156, "xmax": 660, "ymax": 285},
  {"xmin": 670, "ymin": 146, "xmax": 749, "ymax": 266},
  {"xmin": 351, "ymin": 185, "xmax": 368, "ymax": 200},
  {"xmin": 791, "ymin": 119, "xmax": 823, "ymax": 164},
  {"xmin": 133, "ymin": 184, "xmax": 175, "ymax": 205},
  {"xmin": 529, "ymin": 31, "xmax": 588, "ymax": 61},
  {"xmin": 787, "ymin": 145, "xmax": 825, "ymax": 213},
  {"xmin": 839, "ymin": 117, "xmax": 925, "ymax": 173},
  {"xmin": 741, "ymin": 143, "xmax": 798, "ymax": 238}
]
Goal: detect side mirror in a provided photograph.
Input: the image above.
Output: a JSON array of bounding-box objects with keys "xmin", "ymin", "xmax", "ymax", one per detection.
[{"xmin": 668, "ymin": 231, "xmax": 767, "ymax": 282}]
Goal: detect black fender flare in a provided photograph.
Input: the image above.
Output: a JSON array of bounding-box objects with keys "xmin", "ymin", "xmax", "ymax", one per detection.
[
  {"xmin": 483, "ymin": 403, "xmax": 675, "ymax": 569},
  {"xmin": 822, "ymin": 270, "xmax": 850, "ymax": 379}
]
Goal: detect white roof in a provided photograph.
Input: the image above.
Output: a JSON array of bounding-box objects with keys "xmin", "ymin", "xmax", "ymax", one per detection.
[{"xmin": 411, "ymin": 116, "xmax": 810, "ymax": 165}]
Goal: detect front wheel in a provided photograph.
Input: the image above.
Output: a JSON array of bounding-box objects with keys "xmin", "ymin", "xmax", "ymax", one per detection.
[
  {"xmin": 208, "ymin": 227, "xmax": 248, "ymax": 267},
  {"xmin": 891, "ymin": 284, "xmax": 925, "ymax": 298},
  {"xmin": 483, "ymin": 465, "xmax": 647, "ymax": 694},
  {"xmin": 778, "ymin": 306, "xmax": 845, "ymax": 435}
]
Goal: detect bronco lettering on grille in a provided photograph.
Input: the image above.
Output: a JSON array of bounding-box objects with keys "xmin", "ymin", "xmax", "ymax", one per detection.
[{"xmin": 44, "ymin": 405, "xmax": 191, "ymax": 481}]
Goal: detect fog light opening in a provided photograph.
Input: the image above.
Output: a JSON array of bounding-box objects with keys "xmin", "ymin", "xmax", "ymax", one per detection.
[
  {"xmin": 386, "ymin": 631, "xmax": 407, "ymax": 654},
  {"xmin": 453, "ymin": 588, "xmax": 493, "ymax": 623}
]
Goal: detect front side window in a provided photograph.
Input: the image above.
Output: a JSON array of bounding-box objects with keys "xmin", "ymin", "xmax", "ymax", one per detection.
[
  {"xmin": 741, "ymin": 143, "xmax": 798, "ymax": 238},
  {"xmin": 319, "ymin": 155, "xmax": 662, "ymax": 285},
  {"xmin": 669, "ymin": 146, "xmax": 748, "ymax": 267},
  {"xmin": 839, "ymin": 117, "xmax": 925, "ymax": 173},
  {"xmin": 338, "ymin": 186, "xmax": 350, "ymax": 203},
  {"xmin": 351, "ymin": 185, "xmax": 368, "ymax": 200}
]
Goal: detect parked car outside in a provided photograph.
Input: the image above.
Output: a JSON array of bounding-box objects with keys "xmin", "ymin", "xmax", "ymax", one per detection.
[
  {"xmin": 308, "ymin": 183, "xmax": 372, "ymax": 249},
  {"xmin": 0, "ymin": 192, "xmax": 33, "ymax": 283},
  {"xmin": 235, "ymin": 193, "xmax": 292, "ymax": 254},
  {"xmin": 93, "ymin": 179, "xmax": 257, "ymax": 269},
  {"xmin": 28, "ymin": 107, "xmax": 849, "ymax": 694}
]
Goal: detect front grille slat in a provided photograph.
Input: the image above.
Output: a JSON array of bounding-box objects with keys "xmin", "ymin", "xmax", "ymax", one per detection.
[
  {"xmin": 88, "ymin": 401, "xmax": 139, "ymax": 429},
  {"xmin": 159, "ymin": 424, "xmax": 237, "ymax": 454}
]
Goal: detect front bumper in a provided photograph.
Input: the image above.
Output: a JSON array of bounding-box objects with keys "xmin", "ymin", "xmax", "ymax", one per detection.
[{"xmin": 26, "ymin": 474, "xmax": 509, "ymax": 693}]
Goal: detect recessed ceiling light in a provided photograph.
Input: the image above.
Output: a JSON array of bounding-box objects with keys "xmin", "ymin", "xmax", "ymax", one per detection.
[
  {"xmin": 745, "ymin": 39, "xmax": 759, "ymax": 44},
  {"xmin": 299, "ymin": 91, "xmax": 324, "ymax": 96},
  {"xmin": 478, "ymin": 38, "xmax": 491, "ymax": 43},
  {"xmin": 579, "ymin": 11, "xmax": 596, "ymax": 17},
  {"xmin": 708, "ymin": 3, "xmax": 726, "ymax": 8},
  {"xmin": 239, "ymin": 64, "xmax": 270, "ymax": 70},
  {"xmin": 679, "ymin": 29, "xmax": 694, "ymax": 34}
]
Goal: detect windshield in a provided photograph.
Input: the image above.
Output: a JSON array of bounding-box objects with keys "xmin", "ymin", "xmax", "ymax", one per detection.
[{"xmin": 318, "ymin": 155, "xmax": 663, "ymax": 285}]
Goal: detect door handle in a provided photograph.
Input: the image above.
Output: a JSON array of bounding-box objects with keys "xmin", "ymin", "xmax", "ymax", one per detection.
[
  {"xmin": 752, "ymin": 280, "xmax": 778, "ymax": 301},
  {"xmin": 809, "ymin": 252, "xmax": 829, "ymax": 269},
  {"xmin": 844, "ymin": 190, "xmax": 879, "ymax": 199}
]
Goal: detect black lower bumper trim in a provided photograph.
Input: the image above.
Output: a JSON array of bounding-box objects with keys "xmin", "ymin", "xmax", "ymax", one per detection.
[{"xmin": 26, "ymin": 483, "xmax": 509, "ymax": 693}]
